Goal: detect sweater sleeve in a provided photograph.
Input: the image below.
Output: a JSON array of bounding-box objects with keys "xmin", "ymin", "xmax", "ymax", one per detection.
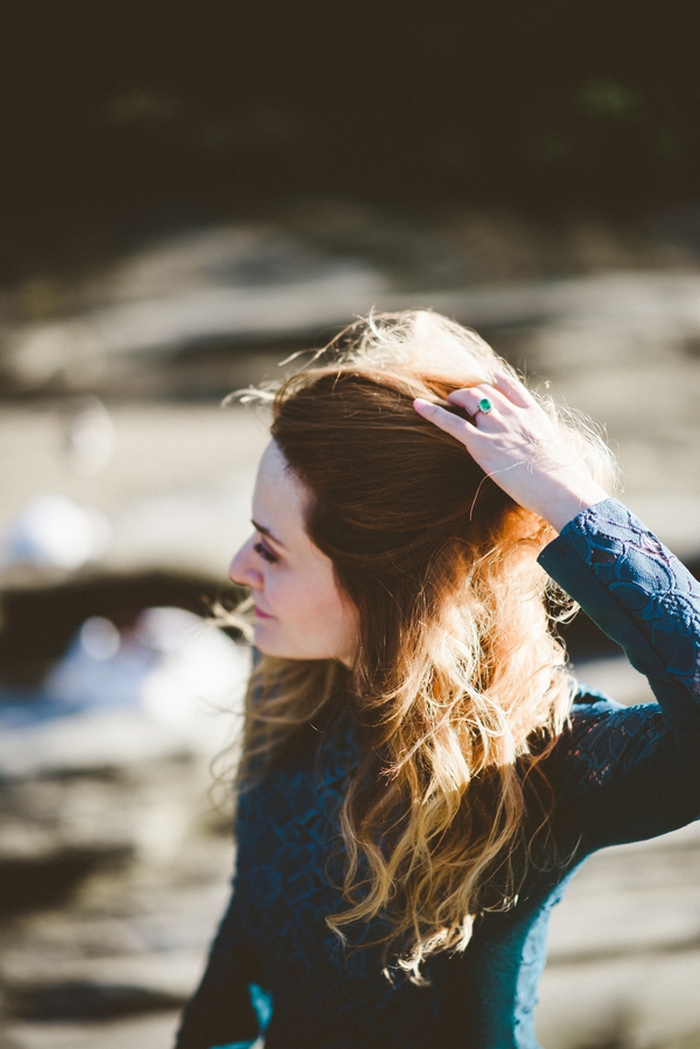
[
  {"xmin": 173, "ymin": 885, "xmax": 264, "ymax": 1049},
  {"xmin": 537, "ymin": 498, "xmax": 700, "ymax": 852}
]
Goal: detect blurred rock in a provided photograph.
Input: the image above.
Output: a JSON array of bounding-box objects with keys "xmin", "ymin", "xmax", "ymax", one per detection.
[
  {"xmin": 0, "ymin": 571, "xmax": 237, "ymax": 685},
  {"xmin": 3, "ymin": 226, "xmax": 388, "ymax": 392},
  {"xmin": 0, "ymin": 495, "xmax": 111, "ymax": 574},
  {"xmin": 0, "ymin": 746, "xmax": 235, "ymax": 1047},
  {"xmin": 6, "ymin": 981, "xmax": 184, "ymax": 1022},
  {"xmin": 2, "ymin": 212, "xmax": 697, "ymax": 403},
  {"xmin": 0, "ymin": 847, "xmax": 132, "ymax": 916},
  {"xmin": 0, "ymin": 610, "xmax": 249, "ymax": 779}
]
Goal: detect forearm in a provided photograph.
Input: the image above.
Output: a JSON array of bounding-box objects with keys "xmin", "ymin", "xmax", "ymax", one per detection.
[{"xmin": 539, "ymin": 498, "xmax": 700, "ymax": 757}]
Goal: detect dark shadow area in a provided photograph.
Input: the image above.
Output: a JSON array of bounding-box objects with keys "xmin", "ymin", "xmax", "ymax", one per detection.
[
  {"xmin": 6, "ymin": 980, "xmax": 184, "ymax": 1021},
  {"xmin": 0, "ymin": 846, "xmax": 133, "ymax": 914},
  {"xmin": 2, "ymin": 1, "xmax": 700, "ymax": 283}
]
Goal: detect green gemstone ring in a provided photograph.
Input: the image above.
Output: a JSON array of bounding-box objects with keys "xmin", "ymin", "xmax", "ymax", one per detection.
[{"xmin": 476, "ymin": 397, "xmax": 493, "ymax": 415}]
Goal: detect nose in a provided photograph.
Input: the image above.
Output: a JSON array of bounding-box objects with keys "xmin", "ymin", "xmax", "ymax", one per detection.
[{"xmin": 228, "ymin": 534, "xmax": 263, "ymax": 589}]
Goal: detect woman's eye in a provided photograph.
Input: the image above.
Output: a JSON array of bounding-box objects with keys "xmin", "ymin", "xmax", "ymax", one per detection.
[{"xmin": 254, "ymin": 540, "xmax": 279, "ymax": 564}]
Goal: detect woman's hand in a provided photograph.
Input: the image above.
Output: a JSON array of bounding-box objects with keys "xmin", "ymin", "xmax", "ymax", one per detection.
[{"xmin": 413, "ymin": 371, "xmax": 609, "ymax": 534}]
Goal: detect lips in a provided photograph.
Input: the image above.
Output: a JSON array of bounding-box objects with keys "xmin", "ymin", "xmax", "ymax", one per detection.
[{"xmin": 254, "ymin": 606, "xmax": 274, "ymax": 619}]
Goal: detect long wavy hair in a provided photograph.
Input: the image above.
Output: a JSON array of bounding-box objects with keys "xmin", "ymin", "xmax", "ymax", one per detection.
[{"xmin": 235, "ymin": 311, "xmax": 617, "ymax": 979}]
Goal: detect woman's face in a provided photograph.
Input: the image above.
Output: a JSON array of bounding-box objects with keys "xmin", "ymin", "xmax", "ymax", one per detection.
[{"xmin": 229, "ymin": 441, "xmax": 358, "ymax": 665}]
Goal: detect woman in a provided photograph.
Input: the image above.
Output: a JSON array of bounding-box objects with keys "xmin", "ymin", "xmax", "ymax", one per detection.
[{"xmin": 175, "ymin": 312, "xmax": 700, "ymax": 1049}]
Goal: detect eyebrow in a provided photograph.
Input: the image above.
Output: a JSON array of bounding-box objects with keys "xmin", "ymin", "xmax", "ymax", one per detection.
[{"xmin": 252, "ymin": 519, "xmax": 287, "ymax": 549}]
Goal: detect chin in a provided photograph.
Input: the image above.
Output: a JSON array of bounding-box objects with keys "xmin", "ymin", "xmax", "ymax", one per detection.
[
  {"xmin": 253, "ymin": 624, "xmax": 298, "ymax": 659},
  {"xmin": 253, "ymin": 624, "xmax": 279, "ymax": 653},
  {"xmin": 253, "ymin": 621, "xmax": 354, "ymax": 663}
]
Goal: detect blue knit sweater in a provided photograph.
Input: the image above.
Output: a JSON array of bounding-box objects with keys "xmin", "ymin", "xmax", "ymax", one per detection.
[{"xmin": 175, "ymin": 499, "xmax": 700, "ymax": 1049}]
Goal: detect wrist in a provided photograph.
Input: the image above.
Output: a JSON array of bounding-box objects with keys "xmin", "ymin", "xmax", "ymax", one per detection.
[{"xmin": 532, "ymin": 479, "xmax": 609, "ymax": 534}]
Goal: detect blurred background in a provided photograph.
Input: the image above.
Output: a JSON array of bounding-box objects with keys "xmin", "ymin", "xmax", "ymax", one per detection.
[{"xmin": 1, "ymin": 2, "xmax": 700, "ymax": 1046}]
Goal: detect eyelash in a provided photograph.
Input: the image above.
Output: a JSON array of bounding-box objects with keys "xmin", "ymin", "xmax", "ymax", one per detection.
[{"xmin": 254, "ymin": 540, "xmax": 279, "ymax": 565}]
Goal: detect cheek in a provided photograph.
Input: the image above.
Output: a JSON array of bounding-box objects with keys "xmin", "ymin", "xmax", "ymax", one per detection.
[
  {"xmin": 256, "ymin": 569, "xmax": 357, "ymax": 662},
  {"xmin": 306, "ymin": 576, "xmax": 347, "ymax": 618},
  {"xmin": 260, "ymin": 575, "xmax": 318, "ymax": 635},
  {"xmin": 264, "ymin": 574, "xmax": 296, "ymax": 614},
  {"xmin": 282, "ymin": 575, "xmax": 350, "ymax": 635},
  {"xmin": 306, "ymin": 583, "xmax": 358, "ymax": 649}
]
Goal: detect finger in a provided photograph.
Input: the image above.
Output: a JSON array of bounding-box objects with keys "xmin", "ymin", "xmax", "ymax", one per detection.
[
  {"xmin": 413, "ymin": 398, "xmax": 483, "ymax": 440},
  {"xmin": 446, "ymin": 386, "xmax": 506, "ymax": 418},
  {"xmin": 491, "ymin": 370, "xmax": 538, "ymax": 410}
]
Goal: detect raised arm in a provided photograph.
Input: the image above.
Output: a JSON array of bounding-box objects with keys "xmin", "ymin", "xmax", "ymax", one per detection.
[{"xmin": 539, "ymin": 498, "xmax": 700, "ymax": 849}]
